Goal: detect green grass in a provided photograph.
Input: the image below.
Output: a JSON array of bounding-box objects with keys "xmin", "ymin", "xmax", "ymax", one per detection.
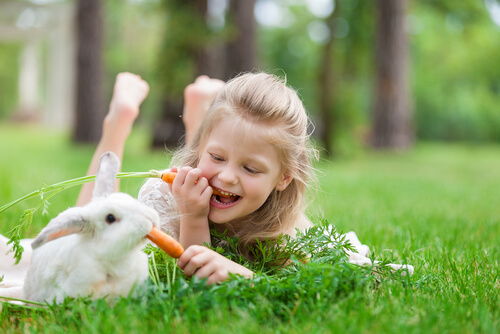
[{"xmin": 1, "ymin": 123, "xmax": 499, "ymax": 333}]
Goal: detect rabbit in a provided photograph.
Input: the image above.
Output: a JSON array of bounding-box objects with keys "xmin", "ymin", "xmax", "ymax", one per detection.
[{"xmin": 22, "ymin": 151, "xmax": 160, "ymax": 303}]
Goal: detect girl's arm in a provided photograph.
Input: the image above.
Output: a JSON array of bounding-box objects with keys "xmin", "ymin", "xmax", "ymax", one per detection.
[{"xmin": 177, "ymin": 245, "xmax": 254, "ymax": 285}]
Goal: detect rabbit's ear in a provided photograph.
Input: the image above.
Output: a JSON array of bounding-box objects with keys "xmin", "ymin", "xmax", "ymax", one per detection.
[
  {"xmin": 31, "ymin": 207, "xmax": 88, "ymax": 249},
  {"xmin": 93, "ymin": 151, "xmax": 120, "ymax": 198}
]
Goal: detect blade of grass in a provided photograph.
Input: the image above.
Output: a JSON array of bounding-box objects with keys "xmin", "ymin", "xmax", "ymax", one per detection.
[{"xmin": 0, "ymin": 296, "xmax": 48, "ymax": 308}]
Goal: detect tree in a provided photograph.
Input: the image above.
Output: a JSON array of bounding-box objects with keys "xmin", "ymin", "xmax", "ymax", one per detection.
[
  {"xmin": 152, "ymin": 0, "xmax": 212, "ymax": 148},
  {"xmin": 152, "ymin": 0, "xmax": 258, "ymax": 148},
  {"xmin": 223, "ymin": 0, "xmax": 257, "ymax": 80},
  {"xmin": 318, "ymin": 6, "xmax": 339, "ymax": 156},
  {"xmin": 371, "ymin": 0, "xmax": 412, "ymax": 149},
  {"xmin": 73, "ymin": 0, "xmax": 104, "ymax": 143}
]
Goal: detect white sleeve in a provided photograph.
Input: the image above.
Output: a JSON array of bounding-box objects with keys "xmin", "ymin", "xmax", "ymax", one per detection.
[
  {"xmin": 342, "ymin": 230, "xmax": 414, "ymax": 277},
  {"xmin": 138, "ymin": 177, "xmax": 180, "ymax": 241}
]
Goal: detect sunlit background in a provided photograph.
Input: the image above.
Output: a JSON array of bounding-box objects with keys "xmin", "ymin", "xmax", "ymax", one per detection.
[{"xmin": 1, "ymin": 0, "xmax": 500, "ymax": 154}]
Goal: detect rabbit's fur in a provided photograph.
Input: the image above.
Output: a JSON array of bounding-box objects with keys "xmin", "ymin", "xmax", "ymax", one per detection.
[{"xmin": 23, "ymin": 152, "xmax": 159, "ymax": 303}]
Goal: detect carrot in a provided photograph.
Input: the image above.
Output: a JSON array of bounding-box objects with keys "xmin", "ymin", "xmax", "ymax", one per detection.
[
  {"xmin": 147, "ymin": 226, "xmax": 184, "ymax": 258},
  {"xmin": 161, "ymin": 171, "xmax": 231, "ymax": 198},
  {"xmin": 161, "ymin": 171, "xmax": 176, "ymax": 184}
]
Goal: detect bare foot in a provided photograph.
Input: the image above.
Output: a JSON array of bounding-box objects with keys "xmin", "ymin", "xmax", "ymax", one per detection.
[
  {"xmin": 183, "ymin": 75, "xmax": 225, "ymax": 143},
  {"xmin": 105, "ymin": 72, "xmax": 150, "ymax": 138}
]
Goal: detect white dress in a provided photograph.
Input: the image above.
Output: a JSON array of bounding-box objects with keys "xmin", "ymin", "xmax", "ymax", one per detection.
[{"xmin": 137, "ymin": 177, "xmax": 181, "ymax": 241}]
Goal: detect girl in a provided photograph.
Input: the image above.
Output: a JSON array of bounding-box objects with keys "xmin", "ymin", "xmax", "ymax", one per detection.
[
  {"xmin": 77, "ymin": 72, "xmax": 317, "ymax": 285},
  {"xmin": 0, "ymin": 73, "xmax": 411, "ymax": 297}
]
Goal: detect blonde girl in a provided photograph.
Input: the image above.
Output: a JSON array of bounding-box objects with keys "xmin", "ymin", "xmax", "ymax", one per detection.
[{"xmin": 78, "ymin": 72, "xmax": 317, "ymax": 284}]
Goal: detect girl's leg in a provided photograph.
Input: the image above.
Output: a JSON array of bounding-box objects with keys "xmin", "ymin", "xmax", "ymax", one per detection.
[
  {"xmin": 182, "ymin": 75, "xmax": 225, "ymax": 145},
  {"xmin": 76, "ymin": 73, "xmax": 149, "ymax": 206}
]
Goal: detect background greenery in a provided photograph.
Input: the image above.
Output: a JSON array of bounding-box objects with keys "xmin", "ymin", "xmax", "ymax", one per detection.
[{"xmin": 1, "ymin": 0, "xmax": 500, "ymax": 149}]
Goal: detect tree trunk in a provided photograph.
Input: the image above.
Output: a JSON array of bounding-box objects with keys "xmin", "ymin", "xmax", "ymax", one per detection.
[
  {"xmin": 224, "ymin": 0, "xmax": 257, "ymax": 80},
  {"xmin": 152, "ymin": 0, "xmax": 211, "ymax": 148},
  {"xmin": 318, "ymin": 8, "xmax": 338, "ymax": 156},
  {"xmin": 194, "ymin": 0, "xmax": 213, "ymax": 77},
  {"xmin": 152, "ymin": 0, "xmax": 257, "ymax": 148},
  {"xmin": 73, "ymin": 0, "xmax": 104, "ymax": 143},
  {"xmin": 371, "ymin": 0, "xmax": 412, "ymax": 149}
]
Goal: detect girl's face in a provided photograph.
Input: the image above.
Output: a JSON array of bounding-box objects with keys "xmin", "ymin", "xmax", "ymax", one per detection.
[{"xmin": 197, "ymin": 117, "xmax": 291, "ymax": 224}]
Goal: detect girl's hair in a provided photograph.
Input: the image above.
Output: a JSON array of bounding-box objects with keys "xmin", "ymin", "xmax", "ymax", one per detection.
[{"xmin": 173, "ymin": 72, "xmax": 317, "ymax": 258}]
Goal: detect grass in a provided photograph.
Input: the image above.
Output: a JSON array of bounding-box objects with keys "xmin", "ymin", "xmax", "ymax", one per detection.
[{"xmin": 1, "ymin": 123, "xmax": 499, "ymax": 333}]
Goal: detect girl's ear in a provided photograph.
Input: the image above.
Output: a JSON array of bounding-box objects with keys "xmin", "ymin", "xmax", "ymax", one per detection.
[{"xmin": 276, "ymin": 174, "xmax": 293, "ymax": 191}]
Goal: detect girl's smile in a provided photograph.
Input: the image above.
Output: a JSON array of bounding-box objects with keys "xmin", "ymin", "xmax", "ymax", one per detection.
[
  {"xmin": 210, "ymin": 187, "xmax": 241, "ymax": 208},
  {"xmin": 197, "ymin": 117, "xmax": 290, "ymax": 224}
]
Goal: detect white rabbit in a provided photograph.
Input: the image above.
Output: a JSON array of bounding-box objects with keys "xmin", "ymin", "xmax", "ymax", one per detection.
[{"xmin": 23, "ymin": 152, "xmax": 160, "ymax": 303}]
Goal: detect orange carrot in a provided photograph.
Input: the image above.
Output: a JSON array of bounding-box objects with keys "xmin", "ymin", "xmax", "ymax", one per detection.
[
  {"xmin": 147, "ymin": 226, "xmax": 184, "ymax": 258},
  {"xmin": 161, "ymin": 171, "xmax": 231, "ymax": 198},
  {"xmin": 161, "ymin": 171, "xmax": 176, "ymax": 184}
]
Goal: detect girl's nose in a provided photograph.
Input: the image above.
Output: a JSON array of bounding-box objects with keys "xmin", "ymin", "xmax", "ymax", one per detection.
[{"xmin": 218, "ymin": 167, "xmax": 238, "ymax": 185}]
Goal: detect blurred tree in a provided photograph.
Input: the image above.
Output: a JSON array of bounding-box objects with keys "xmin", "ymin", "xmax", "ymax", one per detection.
[
  {"xmin": 152, "ymin": 0, "xmax": 257, "ymax": 148},
  {"xmin": 73, "ymin": 0, "xmax": 104, "ymax": 143},
  {"xmin": 152, "ymin": 0, "xmax": 211, "ymax": 148},
  {"xmin": 318, "ymin": 4, "xmax": 339, "ymax": 156},
  {"xmin": 371, "ymin": 0, "xmax": 412, "ymax": 149},
  {"xmin": 223, "ymin": 0, "xmax": 257, "ymax": 80},
  {"xmin": 256, "ymin": 1, "xmax": 375, "ymax": 155},
  {"xmin": 372, "ymin": 0, "xmax": 414, "ymax": 148}
]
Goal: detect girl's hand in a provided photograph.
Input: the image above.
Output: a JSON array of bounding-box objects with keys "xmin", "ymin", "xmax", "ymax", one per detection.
[
  {"xmin": 171, "ymin": 166, "xmax": 212, "ymax": 222},
  {"xmin": 177, "ymin": 245, "xmax": 254, "ymax": 285},
  {"xmin": 170, "ymin": 166, "xmax": 212, "ymax": 248}
]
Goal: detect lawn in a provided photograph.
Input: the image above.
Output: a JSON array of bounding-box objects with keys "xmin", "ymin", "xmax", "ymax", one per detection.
[{"xmin": 1, "ymin": 123, "xmax": 499, "ymax": 333}]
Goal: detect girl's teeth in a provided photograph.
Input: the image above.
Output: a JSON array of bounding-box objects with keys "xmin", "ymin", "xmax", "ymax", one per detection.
[
  {"xmin": 213, "ymin": 195, "xmax": 232, "ymax": 205},
  {"xmin": 220, "ymin": 190, "xmax": 235, "ymax": 196}
]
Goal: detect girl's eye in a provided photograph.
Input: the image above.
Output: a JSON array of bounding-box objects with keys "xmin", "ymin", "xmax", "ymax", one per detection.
[
  {"xmin": 210, "ymin": 153, "xmax": 224, "ymax": 162},
  {"xmin": 244, "ymin": 166, "xmax": 259, "ymax": 174}
]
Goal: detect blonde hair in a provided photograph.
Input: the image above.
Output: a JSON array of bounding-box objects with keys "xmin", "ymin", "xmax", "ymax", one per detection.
[{"xmin": 173, "ymin": 72, "xmax": 317, "ymax": 258}]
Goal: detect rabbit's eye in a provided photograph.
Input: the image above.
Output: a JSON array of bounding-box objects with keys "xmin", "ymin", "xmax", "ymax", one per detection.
[{"xmin": 105, "ymin": 214, "xmax": 117, "ymax": 224}]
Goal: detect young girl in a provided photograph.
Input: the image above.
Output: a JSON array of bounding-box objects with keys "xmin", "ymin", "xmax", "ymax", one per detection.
[
  {"xmin": 0, "ymin": 72, "xmax": 411, "ymax": 297},
  {"xmin": 77, "ymin": 72, "xmax": 317, "ymax": 285}
]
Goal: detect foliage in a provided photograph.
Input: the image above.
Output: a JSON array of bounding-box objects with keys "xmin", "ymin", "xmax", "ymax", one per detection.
[
  {"xmin": 210, "ymin": 222, "xmax": 356, "ymax": 276},
  {"xmin": 258, "ymin": 0, "xmax": 375, "ymax": 155},
  {"xmin": 101, "ymin": 0, "xmax": 167, "ymax": 123},
  {"xmin": 144, "ymin": 222, "xmax": 364, "ymax": 288},
  {"xmin": 411, "ymin": 0, "xmax": 500, "ymax": 141},
  {"xmin": 258, "ymin": 0, "xmax": 500, "ymax": 150},
  {"xmin": 155, "ymin": 0, "xmax": 225, "ymax": 101},
  {"xmin": 1, "ymin": 0, "xmax": 500, "ymax": 149},
  {"xmin": 0, "ymin": 42, "xmax": 21, "ymax": 119}
]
